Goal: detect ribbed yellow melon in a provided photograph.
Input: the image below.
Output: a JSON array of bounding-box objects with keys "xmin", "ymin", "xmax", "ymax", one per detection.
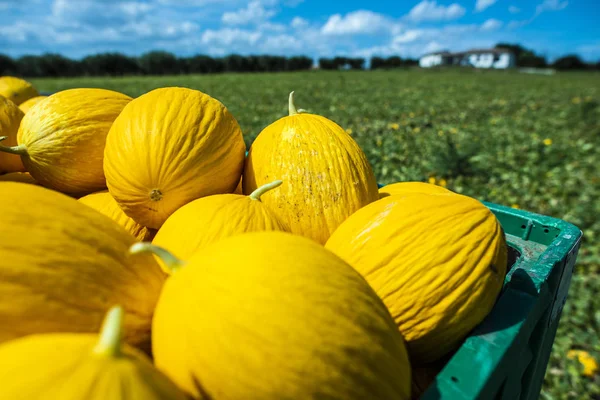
[
  {"xmin": 79, "ymin": 190, "xmax": 156, "ymax": 242},
  {"xmin": 325, "ymin": 192, "xmax": 507, "ymax": 365},
  {"xmin": 379, "ymin": 181, "xmax": 451, "ymax": 199},
  {"xmin": 18, "ymin": 95, "xmax": 47, "ymax": 114},
  {"xmin": 0, "ymin": 76, "xmax": 38, "ymax": 105},
  {"xmin": 0, "ymin": 306, "xmax": 190, "ymax": 400},
  {"xmin": 0, "ymin": 88, "xmax": 132, "ymax": 195},
  {"xmin": 0, "ymin": 182, "xmax": 166, "ymax": 354},
  {"xmin": 104, "ymin": 87, "xmax": 246, "ymax": 230},
  {"xmin": 0, "ymin": 95, "xmax": 25, "ymax": 173},
  {"xmin": 153, "ymin": 180, "xmax": 288, "ymax": 261},
  {"xmin": 132, "ymin": 232, "xmax": 412, "ymax": 400},
  {"xmin": 243, "ymin": 92, "xmax": 379, "ymax": 244}
]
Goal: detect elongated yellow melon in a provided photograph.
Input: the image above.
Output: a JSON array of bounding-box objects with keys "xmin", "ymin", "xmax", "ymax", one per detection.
[
  {"xmin": 243, "ymin": 92, "xmax": 379, "ymax": 244},
  {"xmin": 131, "ymin": 232, "xmax": 412, "ymax": 400},
  {"xmin": 0, "ymin": 88, "xmax": 132, "ymax": 195},
  {"xmin": 0, "ymin": 306, "xmax": 190, "ymax": 400},
  {"xmin": 0, "ymin": 95, "xmax": 25, "ymax": 173},
  {"xmin": 325, "ymin": 192, "xmax": 507, "ymax": 365},
  {"xmin": 104, "ymin": 87, "xmax": 246, "ymax": 230},
  {"xmin": 152, "ymin": 180, "xmax": 288, "ymax": 261},
  {"xmin": 0, "ymin": 182, "xmax": 166, "ymax": 354},
  {"xmin": 0, "ymin": 171, "xmax": 38, "ymax": 185},
  {"xmin": 0, "ymin": 76, "xmax": 38, "ymax": 105},
  {"xmin": 79, "ymin": 190, "xmax": 156, "ymax": 242}
]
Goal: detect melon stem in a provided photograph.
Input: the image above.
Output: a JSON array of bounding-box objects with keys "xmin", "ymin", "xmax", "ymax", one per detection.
[
  {"xmin": 93, "ymin": 305, "xmax": 123, "ymax": 357},
  {"xmin": 129, "ymin": 242, "xmax": 185, "ymax": 274},
  {"xmin": 0, "ymin": 136, "xmax": 27, "ymax": 155},
  {"xmin": 288, "ymin": 91, "xmax": 298, "ymax": 116},
  {"xmin": 249, "ymin": 180, "xmax": 283, "ymax": 201}
]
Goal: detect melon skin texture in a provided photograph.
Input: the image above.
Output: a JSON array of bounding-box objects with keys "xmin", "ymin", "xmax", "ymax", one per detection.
[
  {"xmin": 0, "ymin": 76, "xmax": 39, "ymax": 105},
  {"xmin": 152, "ymin": 180, "xmax": 288, "ymax": 261},
  {"xmin": 18, "ymin": 95, "xmax": 47, "ymax": 114},
  {"xmin": 325, "ymin": 192, "xmax": 508, "ymax": 365},
  {"xmin": 0, "ymin": 182, "xmax": 166, "ymax": 354},
  {"xmin": 79, "ymin": 190, "xmax": 156, "ymax": 242},
  {"xmin": 0, "ymin": 88, "xmax": 132, "ymax": 195},
  {"xmin": 104, "ymin": 86, "xmax": 246, "ymax": 230},
  {"xmin": 0, "ymin": 306, "xmax": 189, "ymax": 400},
  {"xmin": 136, "ymin": 231, "xmax": 412, "ymax": 400},
  {"xmin": 243, "ymin": 92, "xmax": 379, "ymax": 245},
  {"xmin": 378, "ymin": 181, "xmax": 451, "ymax": 199},
  {"xmin": 0, "ymin": 95, "xmax": 25, "ymax": 173}
]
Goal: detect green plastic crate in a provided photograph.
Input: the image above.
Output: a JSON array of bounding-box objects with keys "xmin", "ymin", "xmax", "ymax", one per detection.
[{"xmin": 417, "ymin": 200, "xmax": 583, "ymax": 400}]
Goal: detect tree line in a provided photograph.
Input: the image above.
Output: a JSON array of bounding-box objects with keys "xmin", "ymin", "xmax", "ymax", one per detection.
[{"xmin": 0, "ymin": 43, "xmax": 597, "ymax": 78}]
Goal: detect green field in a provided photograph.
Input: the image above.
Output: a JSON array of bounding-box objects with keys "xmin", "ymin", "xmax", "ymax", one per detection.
[{"xmin": 32, "ymin": 69, "xmax": 600, "ymax": 399}]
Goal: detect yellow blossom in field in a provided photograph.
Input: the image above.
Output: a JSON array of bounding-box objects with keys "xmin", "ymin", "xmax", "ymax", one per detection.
[
  {"xmin": 345, "ymin": 128, "xmax": 353, "ymax": 135},
  {"xmin": 571, "ymin": 97, "xmax": 581, "ymax": 104},
  {"xmin": 438, "ymin": 179, "xmax": 447, "ymax": 187},
  {"xmin": 511, "ymin": 204, "xmax": 520, "ymax": 209},
  {"xmin": 413, "ymin": 127, "xmax": 421, "ymax": 133},
  {"xmin": 388, "ymin": 123, "xmax": 400, "ymax": 130},
  {"xmin": 568, "ymin": 350, "xmax": 598, "ymax": 377},
  {"xmin": 450, "ymin": 127, "xmax": 458, "ymax": 134},
  {"xmin": 428, "ymin": 176, "xmax": 436, "ymax": 185},
  {"xmin": 438, "ymin": 130, "xmax": 444, "ymax": 137},
  {"xmin": 376, "ymin": 138, "xmax": 382, "ymax": 147},
  {"xmin": 409, "ymin": 112, "xmax": 415, "ymax": 118},
  {"xmin": 543, "ymin": 138, "xmax": 553, "ymax": 146}
]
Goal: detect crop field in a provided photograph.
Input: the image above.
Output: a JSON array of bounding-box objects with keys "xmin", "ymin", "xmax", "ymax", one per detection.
[{"xmin": 31, "ymin": 69, "xmax": 600, "ymax": 399}]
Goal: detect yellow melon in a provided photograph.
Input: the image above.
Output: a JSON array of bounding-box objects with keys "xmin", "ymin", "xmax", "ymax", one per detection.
[
  {"xmin": 0, "ymin": 171, "xmax": 38, "ymax": 185},
  {"xmin": 243, "ymin": 92, "xmax": 379, "ymax": 244},
  {"xmin": 104, "ymin": 87, "xmax": 246, "ymax": 230},
  {"xmin": 152, "ymin": 180, "xmax": 288, "ymax": 261},
  {"xmin": 0, "ymin": 76, "xmax": 38, "ymax": 105},
  {"xmin": 325, "ymin": 192, "xmax": 507, "ymax": 365},
  {"xmin": 0, "ymin": 306, "xmax": 190, "ymax": 400},
  {"xmin": 0, "ymin": 88, "xmax": 132, "ymax": 195},
  {"xmin": 18, "ymin": 95, "xmax": 47, "ymax": 114},
  {"xmin": 379, "ymin": 181, "xmax": 451, "ymax": 199},
  {"xmin": 131, "ymin": 232, "xmax": 412, "ymax": 399},
  {"xmin": 0, "ymin": 182, "xmax": 166, "ymax": 354}
]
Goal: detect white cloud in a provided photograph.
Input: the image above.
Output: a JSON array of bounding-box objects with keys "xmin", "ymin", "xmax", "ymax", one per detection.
[
  {"xmin": 222, "ymin": 1, "xmax": 276, "ymax": 25},
  {"xmin": 321, "ymin": 10, "xmax": 399, "ymax": 35},
  {"xmin": 481, "ymin": 18, "xmax": 503, "ymax": 31},
  {"xmin": 535, "ymin": 0, "xmax": 568, "ymax": 16},
  {"xmin": 259, "ymin": 22, "xmax": 287, "ymax": 32},
  {"xmin": 201, "ymin": 28, "xmax": 262, "ymax": 46},
  {"xmin": 508, "ymin": 6, "xmax": 521, "ymax": 13},
  {"xmin": 262, "ymin": 34, "xmax": 303, "ymax": 51},
  {"xmin": 407, "ymin": 1, "xmax": 466, "ymax": 22},
  {"xmin": 475, "ymin": 0, "xmax": 497, "ymax": 12},
  {"xmin": 393, "ymin": 30, "xmax": 423, "ymax": 44},
  {"xmin": 291, "ymin": 16, "xmax": 308, "ymax": 29}
]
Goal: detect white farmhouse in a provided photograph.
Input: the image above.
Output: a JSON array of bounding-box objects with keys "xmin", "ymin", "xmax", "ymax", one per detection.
[{"xmin": 419, "ymin": 48, "xmax": 516, "ymax": 69}]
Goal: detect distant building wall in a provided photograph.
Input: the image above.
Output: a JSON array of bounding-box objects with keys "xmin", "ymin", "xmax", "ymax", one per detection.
[
  {"xmin": 419, "ymin": 50, "xmax": 516, "ymax": 69},
  {"xmin": 419, "ymin": 54, "xmax": 444, "ymax": 68}
]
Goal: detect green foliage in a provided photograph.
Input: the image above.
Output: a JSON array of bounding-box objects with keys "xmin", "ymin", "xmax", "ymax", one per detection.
[{"xmin": 30, "ymin": 69, "xmax": 600, "ymax": 398}]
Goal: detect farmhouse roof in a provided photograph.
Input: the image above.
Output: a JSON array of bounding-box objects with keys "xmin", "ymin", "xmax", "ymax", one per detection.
[{"xmin": 419, "ymin": 48, "xmax": 514, "ymax": 58}]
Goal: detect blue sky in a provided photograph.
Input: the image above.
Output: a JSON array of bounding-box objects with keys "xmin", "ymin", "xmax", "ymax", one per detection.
[{"xmin": 0, "ymin": 0, "xmax": 599, "ymax": 62}]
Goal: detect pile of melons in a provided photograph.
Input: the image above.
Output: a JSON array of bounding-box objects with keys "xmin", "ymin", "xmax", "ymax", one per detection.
[{"xmin": 0, "ymin": 76, "xmax": 508, "ymax": 400}]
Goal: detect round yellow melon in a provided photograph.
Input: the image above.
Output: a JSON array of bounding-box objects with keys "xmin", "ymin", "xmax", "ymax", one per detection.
[
  {"xmin": 132, "ymin": 232, "xmax": 412, "ymax": 399},
  {"xmin": 0, "ymin": 88, "xmax": 132, "ymax": 195},
  {"xmin": 0, "ymin": 76, "xmax": 38, "ymax": 105},
  {"xmin": 79, "ymin": 190, "xmax": 156, "ymax": 242},
  {"xmin": 0, "ymin": 306, "xmax": 190, "ymax": 400},
  {"xmin": 18, "ymin": 95, "xmax": 47, "ymax": 114},
  {"xmin": 379, "ymin": 181, "xmax": 451, "ymax": 199},
  {"xmin": 0, "ymin": 182, "xmax": 166, "ymax": 354},
  {"xmin": 153, "ymin": 180, "xmax": 288, "ymax": 261},
  {"xmin": 0, "ymin": 171, "xmax": 38, "ymax": 185},
  {"xmin": 325, "ymin": 192, "xmax": 508, "ymax": 365},
  {"xmin": 243, "ymin": 92, "xmax": 379, "ymax": 244},
  {"xmin": 104, "ymin": 86, "xmax": 246, "ymax": 230},
  {"xmin": 0, "ymin": 95, "xmax": 25, "ymax": 173}
]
